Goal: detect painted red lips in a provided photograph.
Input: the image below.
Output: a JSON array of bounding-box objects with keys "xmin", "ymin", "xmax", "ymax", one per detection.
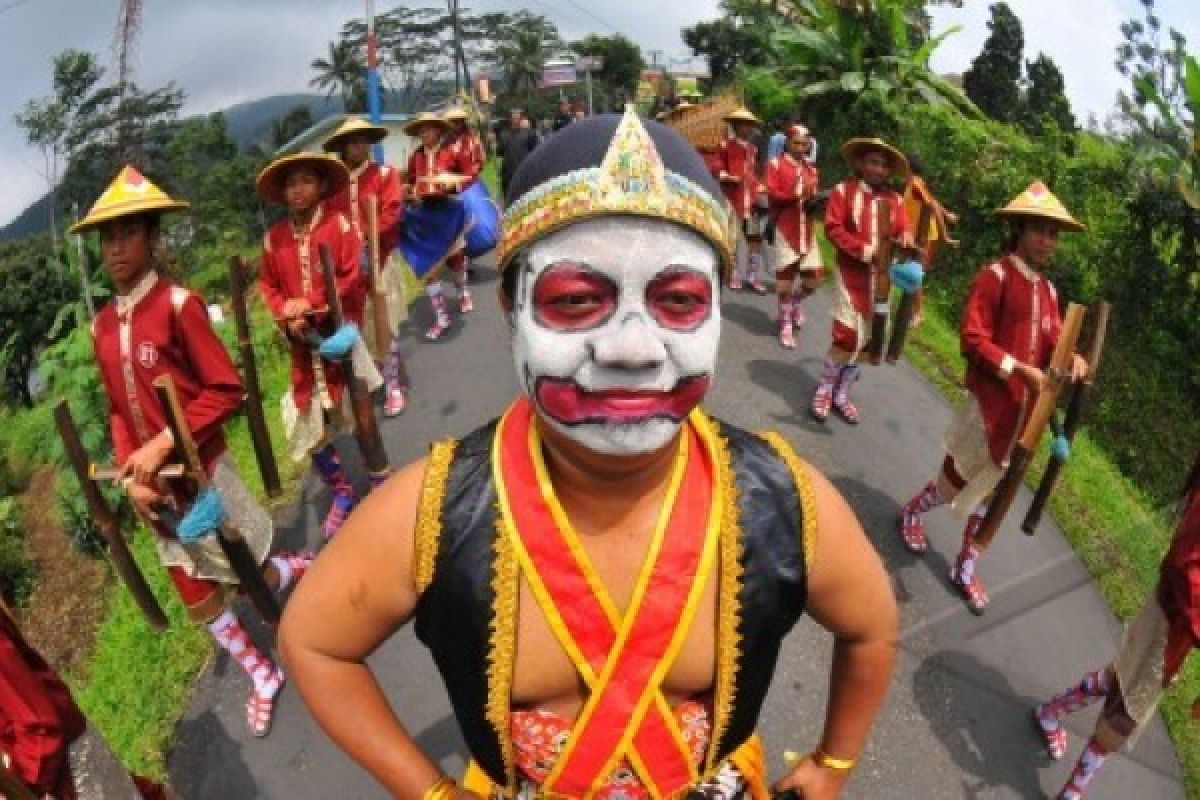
[{"xmin": 535, "ymin": 376, "xmax": 711, "ymax": 426}]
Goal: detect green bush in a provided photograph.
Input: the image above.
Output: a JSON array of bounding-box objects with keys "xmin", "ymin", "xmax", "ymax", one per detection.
[{"xmin": 0, "ymin": 496, "xmax": 36, "ymax": 606}]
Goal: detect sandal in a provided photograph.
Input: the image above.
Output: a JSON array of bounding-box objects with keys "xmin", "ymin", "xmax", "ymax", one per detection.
[
  {"xmin": 384, "ymin": 387, "xmax": 407, "ymax": 417},
  {"xmin": 1033, "ymin": 707, "xmax": 1068, "ymax": 760},
  {"xmin": 246, "ymin": 670, "xmax": 284, "ymax": 738},
  {"xmin": 949, "ymin": 561, "xmax": 989, "ymax": 615},
  {"xmin": 810, "ymin": 385, "xmax": 833, "ymax": 422},
  {"xmin": 779, "ymin": 324, "xmax": 796, "ymax": 349},
  {"xmin": 832, "ymin": 395, "xmax": 860, "ymax": 424}
]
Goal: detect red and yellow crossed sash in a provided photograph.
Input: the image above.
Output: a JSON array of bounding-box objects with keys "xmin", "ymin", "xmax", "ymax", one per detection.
[{"xmin": 493, "ymin": 398, "xmax": 721, "ymax": 798}]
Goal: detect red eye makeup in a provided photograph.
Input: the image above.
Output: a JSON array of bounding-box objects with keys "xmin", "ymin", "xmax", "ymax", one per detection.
[
  {"xmin": 645, "ymin": 268, "xmax": 713, "ymax": 331},
  {"xmin": 532, "ymin": 263, "xmax": 619, "ymax": 330}
]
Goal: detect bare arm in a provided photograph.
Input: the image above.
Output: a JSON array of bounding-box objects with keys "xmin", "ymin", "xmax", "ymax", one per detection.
[
  {"xmin": 776, "ymin": 465, "xmax": 898, "ymax": 798},
  {"xmin": 278, "ymin": 457, "xmax": 447, "ymax": 797}
]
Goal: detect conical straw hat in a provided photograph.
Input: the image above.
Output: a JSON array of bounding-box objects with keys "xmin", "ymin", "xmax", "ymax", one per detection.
[
  {"xmin": 403, "ymin": 112, "xmax": 450, "ymax": 137},
  {"xmin": 70, "ymin": 166, "xmax": 189, "ymax": 234},
  {"xmin": 255, "ymin": 153, "xmax": 350, "ymax": 205},
  {"xmin": 322, "ymin": 116, "xmax": 388, "ymax": 152},
  {"xmin": 723, "ymin": 107, "xmax": 762, "ymax": 127},
  {"xmin": 996, "ymin": 181, "xmax": 1085, "ymax": 231},
  {"xmin": 840, "ymin": 137, "xmax": 910, "ymax": 180},
  {"xmin": 442, "ymin": 106, "xmax": 471, "ymax": 123}
]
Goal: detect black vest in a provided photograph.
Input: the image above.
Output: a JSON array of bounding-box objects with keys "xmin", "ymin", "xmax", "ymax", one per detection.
[{"xmin": 413, "ymin": 415, "xmax": 810, "ymax": 786}]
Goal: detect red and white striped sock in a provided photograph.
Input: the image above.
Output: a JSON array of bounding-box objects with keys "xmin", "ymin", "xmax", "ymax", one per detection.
[
  {"xmin": 1059, "ymin": 737, "xmax": 1110, "ymax": 800},
  {"xmin": 905, "ymin": 480, "xmax": 944, "ymax": 517},
  {"xmin": 207, "ymin": 611, "xmax": 282, "ymax": 697},
  {"xmin": 269, "ymin": 552, "xmax": 313, "ymax": 593},
  {"xmin": 1039, "ymin": 670, "xmax": 1112, "ymax": 722}
]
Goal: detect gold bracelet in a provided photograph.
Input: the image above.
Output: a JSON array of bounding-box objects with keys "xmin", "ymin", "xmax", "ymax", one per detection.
[
  {"xmin": 811, "ymin": 749, "xmax": 857, "ymax": 772},
  {"xmin": 422, "ymin": 776, "xmax": 457, "ymax": 800}
]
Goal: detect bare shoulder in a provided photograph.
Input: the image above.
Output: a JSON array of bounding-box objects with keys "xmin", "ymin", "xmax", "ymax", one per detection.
[{"xmin": 800, "ymin": 461, "xmax": 897, "ymax": 637}]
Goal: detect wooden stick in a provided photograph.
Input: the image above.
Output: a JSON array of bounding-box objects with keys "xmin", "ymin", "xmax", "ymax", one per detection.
[
  {"xmin": 316, "ymin": 243, "xmax": 390, "ymax": 478},
  {"xmin": 228, "ymin": 256, "xmax": 282, "ymax": 498},
  {"xmin": 90, "ymin": 463, "xmax": 185, "ymax": 482},
  {"xmin": 1022, "ymin": 301, "xmax": 1112, "ymax": 533},
  {"xmin": 366, "ymin": 196, "xmax": 392, "ymax": 362},
  {"xmin": 865, "ymin": 196, "xmax": 894, "ymax": 365},
  {"xmin": 885, "ymin": 200, "xmax": 934, "ymax": 364},
  {"xmin": 53, "ymin": 401, "xmax": 168, "ymax": 631},
  {"xmin": 975, "ymin": 303, "xmax": 1087, "ymax": 550},
  {"xmin": 153, "ymin": 376, "xmax": 281, "ymax": 626}
]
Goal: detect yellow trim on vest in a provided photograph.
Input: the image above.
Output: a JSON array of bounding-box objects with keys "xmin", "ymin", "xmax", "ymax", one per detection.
[
  {"xmin": 488, "ymin": 509, "xmax": 520, "ymax": 790},
  {"xmin": 760, "ymin": 431, "xmax": 818, "ymax": 571},
  {"xmin": 703, "ymin": 411, "xmax": 744, "ymax": 772},
  {"xmin": 414, "ymin": 438, "xmax": 458, "ymax": 595}
]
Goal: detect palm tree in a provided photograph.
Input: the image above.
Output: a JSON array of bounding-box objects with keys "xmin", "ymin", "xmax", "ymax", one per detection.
[
  {"xmin": 310, "ymin": 40, "xmax": 367, "ymax": 112},
  {"xmin": 746, "ymin": 0, "xmax": 980, "ymax": 118},
  {"xmin": 488, "ymin": 11, "xmax": 562, "ymax": 99}
]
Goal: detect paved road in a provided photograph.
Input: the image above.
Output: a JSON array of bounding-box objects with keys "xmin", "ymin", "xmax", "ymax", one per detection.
[{"xmin": 168, "ymin": 259, "xmax": 1185, "ymax": 799}]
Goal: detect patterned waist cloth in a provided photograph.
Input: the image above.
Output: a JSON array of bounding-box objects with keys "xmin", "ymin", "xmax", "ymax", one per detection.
[{"xmin": 508, "ymin": 700, "xmax": 746, "ymax": 798}]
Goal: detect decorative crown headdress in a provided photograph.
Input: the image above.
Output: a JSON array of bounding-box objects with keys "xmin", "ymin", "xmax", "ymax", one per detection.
[{"xmin": 498, "ymin": 107, "xmax": 735, "ymax": 274}]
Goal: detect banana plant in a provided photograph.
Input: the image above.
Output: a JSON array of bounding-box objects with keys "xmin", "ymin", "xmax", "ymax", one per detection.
[{"xmin": 1134, "ymin": 54, "xmax": 1200, "ymax": 208}]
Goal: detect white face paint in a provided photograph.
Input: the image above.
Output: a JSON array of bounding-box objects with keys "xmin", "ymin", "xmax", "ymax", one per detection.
[{"xmin": 512, "ymin": 217, "xmax": 721, "ymax": 456}]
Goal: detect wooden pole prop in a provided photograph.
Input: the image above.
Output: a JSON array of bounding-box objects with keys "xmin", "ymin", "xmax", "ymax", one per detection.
[
  {"xmin": 885, "ymin": 200, "xmax": 933, "ymax": 364},
  {"xmin": 974, "ymin": 302, "xmax": 1087, "ymax": 550},
  {"xmin": 865, "ymin": 196, "xmax": 894, "ymax": 365},
  {"xmin": 366, "ymin": 196, "xmax": 392, "ymax": 361},
  {"xmin": 53, "ymin": 401, "xmax": 168, "ymax": 631},
  {"xmin": 1022, "ymin": 301, "xmax": 1112, "ymax": 533},
  {"xmin": 316, "ymin": 243, "xmax": 390, "ymax": 478},
  {"xmin": 228, "ymin": 256, "xmax": 282, "ymax": 498},
  {"xmin": 153, "ymin": 375, "xmax": 281, "ymax": 626}
]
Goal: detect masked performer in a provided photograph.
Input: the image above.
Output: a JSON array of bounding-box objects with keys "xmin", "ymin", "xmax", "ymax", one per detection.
[
  {"xmin": 323, "ymin": 117, "xmax": 410, "ymax": 418},
  {"xmin": 280, "ymin": 109, "xmax": 898, "ymax": 800},
  {"xmin": 713, "ymin": 107, "xmax": 767, "ymax": 293},
  {"xmin": 897, "ymin": 182, "xmax": 1089, "ymax": 614},
  {"xmin": 81, "ymin": 167, "xmax": 313, "ymax": 737},
  {"xmin": 257, "ymin": 154, "xmax": 385, "ymax": 539},
  {"xmin": 811, "ymin": 137, "xmax": 912, "ymax": 424},
  {"xmin": 765, "ymin": 124, "xmax": 823, "ymax": 349},
  {"xmin": 399, "ymin": 112, "xmax": 471, "ymax": 341}
]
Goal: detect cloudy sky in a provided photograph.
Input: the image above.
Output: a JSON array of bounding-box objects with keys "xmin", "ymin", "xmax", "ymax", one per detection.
[{"xmin": 2, "ymin": 0, "xmax": 1198, "ymax": 225}]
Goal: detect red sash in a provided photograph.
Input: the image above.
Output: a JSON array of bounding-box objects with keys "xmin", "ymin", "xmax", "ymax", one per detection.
[{"xmin": 493, "ymin": 398, "xmax": 720, "ymax": 796}]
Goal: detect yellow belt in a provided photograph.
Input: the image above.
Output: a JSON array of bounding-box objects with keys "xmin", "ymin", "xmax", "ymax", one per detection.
[{"xmin": 462, "ymin": 733, "xmax": 770, "ymax": 799}]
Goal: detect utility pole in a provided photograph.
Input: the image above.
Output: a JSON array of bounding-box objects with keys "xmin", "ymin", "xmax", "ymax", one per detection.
[
  {"xmin": 365, "ymin": 0, "xmax": 384, "ymax": 162},
  {"xmin": 447, "ymin": 0, "xmax": 472, "ymax": 98}
]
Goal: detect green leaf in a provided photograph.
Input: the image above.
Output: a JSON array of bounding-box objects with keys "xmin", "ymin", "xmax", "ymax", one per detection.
[
  {"xmin": 1183, "ymin": 55, "xmax": 1200, "ymax": 120},
  {"xmin": 841, "ymin": 72, "xmax": 867, "ymax": 93}
]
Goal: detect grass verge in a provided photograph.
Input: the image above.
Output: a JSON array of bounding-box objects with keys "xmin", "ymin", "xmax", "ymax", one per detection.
[{"xmin": 906, "ymin": 304, "xmax": 1199, "ymax": 797}]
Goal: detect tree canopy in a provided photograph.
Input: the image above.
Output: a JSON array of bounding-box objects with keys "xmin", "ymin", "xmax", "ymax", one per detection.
[{"xmin": 962, "ymin": 2, "xmax": 1023, "ymax": 123}]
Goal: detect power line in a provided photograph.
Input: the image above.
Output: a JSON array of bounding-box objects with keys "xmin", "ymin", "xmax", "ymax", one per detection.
[{"xmin": 562, "ymin": 0, "xmax": 620, "ymax": 34}]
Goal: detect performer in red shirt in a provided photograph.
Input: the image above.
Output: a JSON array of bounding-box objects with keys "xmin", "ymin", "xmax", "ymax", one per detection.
[
  {"xmin": 712, "ymin": 107, "xmax": 767, "ymax": 292},
  {"xmin": 897, "ymin": 182, "xmax": 1089, "ymax": 614},
  {"xmin": 811, "ymin": 137, "xmax": 912, "ymax": 424},
  {"xmin": 323, "ymin": 117, "xmax": 410, "ymax": 418},
  {"xmin": 443, "ymin": 106, "xmax": 502, "ymax": 270},
  {"xmin": 77, "ymin": 167, "xmax": 313, "ymax": 737},
  {"xmin": 1033, "ymin": 453, "xmax": 1199, "ymax": 799},
  {"xmin": 443, "ymin": 107, "xmax": 485, "ymax": 185},
  {"xmin": 257, "ymin": 153, "xmax": 385, "ymax": 539},
  {"xmin": 0, "ymin": 601, "xmax": 173, "ymax": 798},
  {"xmin": 765, "ymin": 124, "xmax": 823, "ymax": 349},
  {"xmin": 401, "ymin": 112, "xmax": 471, "ymax": 340}
]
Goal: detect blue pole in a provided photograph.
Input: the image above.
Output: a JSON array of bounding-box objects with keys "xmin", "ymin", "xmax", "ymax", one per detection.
[{"xmin": 366, "ymin": 0, "xmax": 384, "ymax": 163}]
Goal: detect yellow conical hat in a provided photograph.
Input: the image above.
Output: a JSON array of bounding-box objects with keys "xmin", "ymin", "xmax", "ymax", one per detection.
[
  {"xmin": 403, "ymin": 112, "xmax": 450, "ymax": 137},
  {"xmin": 442, "ymin": 106, "xmax": 471, "ymax": 123},
  {"xmin": 255, "ymin": 153, "xmax": 350, "ymax": 205},
  {"xmin": 996, "ymin": 181, "xmax": 1085, "ymax": 231},
  {"xmin": 70, "ymin": 166, "xmax": 189, "ymax": 234},
  {"xmin": 322, "ymin": 116, "xmax": 389, "ymax": 152}
]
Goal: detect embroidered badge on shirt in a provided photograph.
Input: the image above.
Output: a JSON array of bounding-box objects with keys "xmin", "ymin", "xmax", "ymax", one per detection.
[{"xmin": 136, "ymin": 341, "xmax": 159, "ymax": 369}]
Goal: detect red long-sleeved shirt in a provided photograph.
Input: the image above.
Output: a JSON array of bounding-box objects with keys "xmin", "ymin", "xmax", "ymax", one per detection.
[
  {"xmin": 960, "ymin": 255, "xmax": 1063, "ymax": 465},
  {"xmin": 711, "ymin": 137, "xmax": 760, "ymax": 220},
  {"xmin": 0, "ymin": 608, "xmax": 85, "ymax": 798},
  {"xmin": 259, "ymin": 206, "xmax": 365, "ymax": 410},
  {"xmin": 824, "ymin": 178, "xmax": 908, "ymax": 315},
  {"xmin": 325, "ymin": 161, "xmax": 404, "ymax": 255},
  {"xmin": 447, "ymin": 131, "xmax": 486, "ymax": 184},
  {"xmin": 93, "ymin": 273, "xmax": 243, "ymax": 474},
  {"xmin": 406, "ymin": 144, "xmax": 460, "ymax": 199},
  {"xmin": 1160, "ymin": 473, "xmax": 1200, "ymax": 678},
  {"xmin": 766, "ymin": 154, "xmax": 819, "ymax": 254}
]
